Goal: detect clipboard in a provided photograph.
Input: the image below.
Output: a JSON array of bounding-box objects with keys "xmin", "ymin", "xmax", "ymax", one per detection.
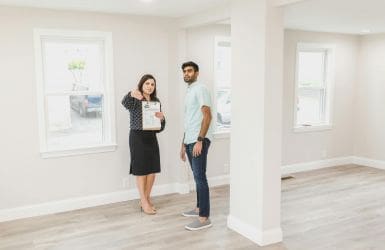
[{"xmin": 142, "ymin": 101, "xmax": 161, "ymax": 130}]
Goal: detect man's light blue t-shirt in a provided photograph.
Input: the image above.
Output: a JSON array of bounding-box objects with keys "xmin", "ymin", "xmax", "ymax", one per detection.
[{"xmin": 184, "ymin": 81, "xmax": 214, "ymax": 144}]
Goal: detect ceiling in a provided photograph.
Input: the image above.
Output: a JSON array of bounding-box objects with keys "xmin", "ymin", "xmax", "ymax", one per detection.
[
  {"xmin": 284, "ymin": 0, "xmax": 385, "ymax": 35},
  {"xmin": 1, "ymin": 0, "xmax": 384, "ymax": 35},
  {"xmin": 0, "ymin": 0, "xmax": 230, "ymax": 18}
]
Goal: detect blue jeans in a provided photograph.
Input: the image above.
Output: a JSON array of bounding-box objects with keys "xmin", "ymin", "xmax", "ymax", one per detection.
[{"xmin": 185, "ymin": 138, "xmax": 211, "ymax": 217}]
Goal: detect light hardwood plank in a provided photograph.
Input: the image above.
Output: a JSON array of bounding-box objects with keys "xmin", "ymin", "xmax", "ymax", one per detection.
[{"xmin": 1, "ymin": 164, "xmax": 385, "ymax": 249}]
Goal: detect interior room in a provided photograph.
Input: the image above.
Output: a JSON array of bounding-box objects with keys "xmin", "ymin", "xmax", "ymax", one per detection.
[{"xmin": 1, "ymin": 0, "xmax": 385, "ymax": 249}]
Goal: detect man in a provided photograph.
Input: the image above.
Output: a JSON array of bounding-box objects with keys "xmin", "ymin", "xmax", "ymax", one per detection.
[{"xmin": 180, "ymin": 61, "xmax": 213, "ymax": 231}]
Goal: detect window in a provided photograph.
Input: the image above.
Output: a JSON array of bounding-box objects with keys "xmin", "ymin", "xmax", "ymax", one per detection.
[
  {"xmin": 214, "ymin": 36, "xmax": 231, "ymax": 134},
  {"xmin": 34, "ymin": 29, "xmax": 116, "ymax": 157},
  {"xmin": 294, "ymin": 43, "xmax": 335, "ymax": 132}
]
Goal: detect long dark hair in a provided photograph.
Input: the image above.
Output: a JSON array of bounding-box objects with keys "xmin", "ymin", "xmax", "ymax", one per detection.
[{"xmin": 137, "ymin": 74, "xmax": 157, "ymax": 100}]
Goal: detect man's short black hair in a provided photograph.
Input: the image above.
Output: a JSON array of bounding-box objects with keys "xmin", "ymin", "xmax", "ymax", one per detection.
[{"xmin": 181, "ymin": 61, "xmax": 199, "ymax": 72}]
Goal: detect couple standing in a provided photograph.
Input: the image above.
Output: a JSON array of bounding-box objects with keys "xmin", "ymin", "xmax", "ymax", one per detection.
[{"xmin": 122, "ymin": 61, "xmax": 213, "ymax": 231}]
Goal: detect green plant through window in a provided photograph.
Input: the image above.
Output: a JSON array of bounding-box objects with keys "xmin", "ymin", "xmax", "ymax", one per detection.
[{"xmin": 68, "ymin": 59, "xmax": 86, "ymax": 90}]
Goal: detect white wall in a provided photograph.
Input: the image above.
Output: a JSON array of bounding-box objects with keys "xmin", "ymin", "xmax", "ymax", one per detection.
[
  {"xmin": 185, "ymin": 24, "xmax": 231, "ymax": 178},
  {"xmin": 183, "ymin": 27, "xmax": 363, "ymax": 170},
  {"xmin": 355, "ymin": 34, "xmax": 385, "ymax": 161},
  {"xmin": 0, "ymin": 6, "xmax": 179, "ymax": 210},
  {"xmin": 282, "ymin": 29, "xmax": 359, "ymax": 166},
  {"xmin": 3, "ymin": 5, "xmax": 381, "ymax": 222}
]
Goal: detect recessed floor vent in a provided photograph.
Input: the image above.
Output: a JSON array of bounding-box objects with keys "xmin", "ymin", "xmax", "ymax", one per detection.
[{"xmin": 281, "ymin": 175, "xmax": 294, "ymax": 180}]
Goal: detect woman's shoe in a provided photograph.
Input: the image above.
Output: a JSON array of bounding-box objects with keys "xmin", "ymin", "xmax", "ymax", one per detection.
[
  {"xmin": 140, "ymin": 206, "xmax": 156, "ymax": 215},
  {"xmin": 139, "ymin": 201, "xmax": 156, "ymax": 211},
  {"xmin": 150, "ymin": 203, "xmax": 157, "ymax": 211}
]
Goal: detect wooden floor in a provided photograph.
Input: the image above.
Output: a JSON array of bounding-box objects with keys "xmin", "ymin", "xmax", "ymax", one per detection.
[{"xmin": 1, "ymin": 164, "xmax": 385, "ymax": 249}]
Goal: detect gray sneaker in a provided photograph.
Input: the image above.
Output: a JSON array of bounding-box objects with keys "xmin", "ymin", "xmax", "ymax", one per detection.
[
  {"xmin": 182, "ymin": 209, "xmax": 199, "ymax": 217},
  {"xmin": 185, "ymin": 219, "xmax": 212, "ymax": 231}
]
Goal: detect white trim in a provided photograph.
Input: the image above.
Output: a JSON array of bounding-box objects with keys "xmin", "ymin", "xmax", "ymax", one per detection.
[
  {"xmin": 0, "ymin": 176, "xmax": 230, "ymax": 223},
  {"xmin": 352, "ymin": 157, "xmax": 385, "ymax": 170},
  {"xmin": 275, "ymin": 0, "xmax": 308, "ymax": 6},
  {"xmin": 214, "ymin": 36, "xmax": 232, "ymax": 134},
  {"xmin": 103, "ymin": 31, "xmax": 117, "ymax": 146},
  {"xmin": 175, "ymin": 183, "xmax": 190, "ymax": 194},
  {"xmin": 293, "ymin": 124, "xmax": 332, "ymax": 133},
  {"xmin": 227, "ymin": 215, "xmax": 282, "ymax": 246},
  {"xmin": 282, "ymin": 156, "xmax": 385, "ymax": 175},
  {"xmin": 0, "ymin": 190, "xmax": 129, "ymax": 223},
  {"xmin": 41, "ymin": 144, "xmax": 117, "ymax": 158},
  {"xmin": 45, "ymin": 90, "xmax": 104, "ymax": 96},
  {"xmin": 34, "ymin": 28, "xmax": 113, "ymax": 39},
  {"xmin": 209, "ymin": 174, "xmax": 230, "ymax": 186},
  {"xmin": 34, "ymin": 30, "xmax": 47, "ymax": 154},
  {"xmin": 293, "ymin": 43, "xmax": 335, "ymax": 131},
  {"xmin": 0, "ymin": 183, "xmax": 179, "ymax": 223},
  {"xmin": 297, "ymin": 42, "xmax": 336, "ymax": 51},
  {"xmin": 33, "ymin": 28, "xmax": 116, "ymax": 157},
  {"xmin": 281, "ymin": 156, "xmax": 353, "ymax": 175},
  {"xmin": 7, "ymin": 157, "xmax": 385, "ymax": 223}
]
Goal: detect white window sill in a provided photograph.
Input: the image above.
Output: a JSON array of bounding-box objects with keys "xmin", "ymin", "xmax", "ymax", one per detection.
[
  {"xmin": 293, "ymin": 124, "xmax": 332, "ymax": 133},
  {"xmin": 213, "ymin": 130, "xmax": 230, "ymax": 139},
  {"xmin": 41, "ymin": 144, "xmax": 117, "ymax": 158}
]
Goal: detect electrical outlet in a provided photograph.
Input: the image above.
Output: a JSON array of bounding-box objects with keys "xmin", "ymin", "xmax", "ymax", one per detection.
[
  {"xmin": 224, "ymin": 163, "xmax": 230, "ymax": 174},
  {"xmin": 122, "ymin": 177, "xmax": 129, "ymax": 188}
]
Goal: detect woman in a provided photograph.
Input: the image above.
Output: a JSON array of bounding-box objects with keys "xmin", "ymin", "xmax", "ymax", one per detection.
[{"xmin": 122, "ymin": 74, "xmax": 165, "ymax": 215}]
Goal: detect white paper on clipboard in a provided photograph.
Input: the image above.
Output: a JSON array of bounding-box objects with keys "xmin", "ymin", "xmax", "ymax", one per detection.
[{"xmin": 142, "ymin": 101, "xmax": 161, "ymax": 130}]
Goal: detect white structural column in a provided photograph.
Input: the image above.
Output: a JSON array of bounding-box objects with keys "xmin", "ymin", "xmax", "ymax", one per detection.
[
  {"xmin": 174, "ymin": 29, "xmax": 191, "ymax": 194},
  {"xmin": 228, "ymin": 0, "xmax": 283, "ymax": 246}
]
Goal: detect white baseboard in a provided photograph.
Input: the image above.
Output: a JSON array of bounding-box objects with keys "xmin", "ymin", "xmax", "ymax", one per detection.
[
  {"xmin": 4, "ymin": 156, "xmax": 384, "ymax": 223},
  {"xmin": 281, "ymin": 156, "xmax": 353, "ymax": 175},
  {"xmin": 0, "ymin": 190, "xmax": 128, "ymax": 223},
  {"xmin": 210, "ymin": 174, "xmax": 230, "ymax": 186},
  {"xmin": 0, "ymin": 176, "xmax": 230, "ymax": 223},
  {"xmin": 175, "ymin": 183, "xmax": 190, "ymax": 194},
  {"xmin": 227, "ymin": 215, "xmax": 282, "ymax": 246},
  {"xmin": 352, "ymin": 156, "xmax": 385, "ymax": 170},
  {"xmin": 0, "ymin": 183, "xmax": 178, "ymax": 223}
]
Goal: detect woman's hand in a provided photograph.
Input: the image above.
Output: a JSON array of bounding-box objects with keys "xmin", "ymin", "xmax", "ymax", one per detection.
[
  {"xmin": 180, "ymin": 144, "xmax": 186, "ymax": 162},
  {"xmin": 130, "ymin": 89, "xmax": 143, "ymax": 100},
  {"xmin": 155, "ymin": 112, "xmax": 165, "ymax": 121}
]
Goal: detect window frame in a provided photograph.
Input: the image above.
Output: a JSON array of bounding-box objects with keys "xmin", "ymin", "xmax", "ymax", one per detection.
[
  {"xmin": 293, "ymin": 43, "xmax": 335, "ymax": 133},
  {"xmin": 34, "ymin": 29, "xmax": 116, "ymax": 158},
  {"xmin": 213, "ymin": 36, "xmax": 231, "ymax": 138}
]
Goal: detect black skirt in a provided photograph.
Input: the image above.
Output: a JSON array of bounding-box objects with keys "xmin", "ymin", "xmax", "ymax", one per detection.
[{"xmin": 129, "ymin": 130, "xmax": 161, "ymax": 176}]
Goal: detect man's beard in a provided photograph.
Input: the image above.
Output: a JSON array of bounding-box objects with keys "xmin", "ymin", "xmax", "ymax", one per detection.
[{"xmin": 184, "ymin": 77, "xmax": 195, "ymax": 83}]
